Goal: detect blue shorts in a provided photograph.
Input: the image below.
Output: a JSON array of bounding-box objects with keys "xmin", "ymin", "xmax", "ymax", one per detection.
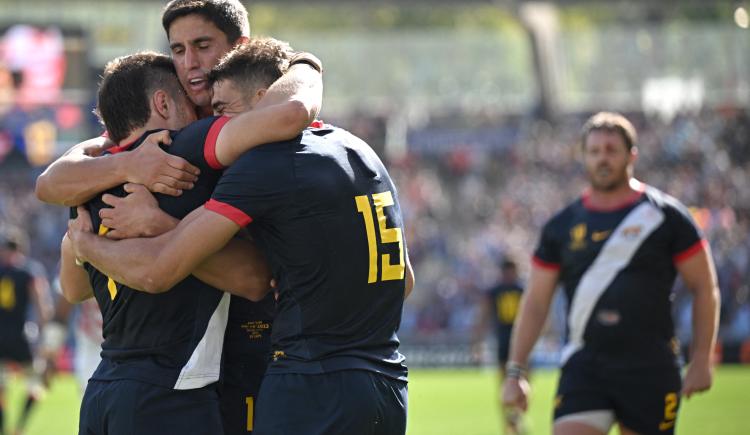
[
  {"xmin": 219, "ymin": 360, "xmax": 265, "ymax": 434},
  {"xmin": 0, "ymin": 336, "xmax": 32, "ymax": 364},
  {"xmin": 555, "ymin": 361, "xmax": 682, "ymax": 435},
  {"xmin": 79, "ymin": 379, "xmax": 222, "ymax": 435},
  {"xmin": 254, "ymin": 370, "xmax": 407, "ymax": 435}
]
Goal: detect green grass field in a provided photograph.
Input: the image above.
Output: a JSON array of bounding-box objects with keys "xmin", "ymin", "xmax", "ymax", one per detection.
[{"xmin": 3, "ymin": 366, "xmax": 748, "ymax": 434}]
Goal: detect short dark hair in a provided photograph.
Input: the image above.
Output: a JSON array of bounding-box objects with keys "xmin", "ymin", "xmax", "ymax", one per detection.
[
  {"xmin": 581, "ymin": 111, "xmax": 638, "ymax": 151},
  {"xmin": 162, "ymin": 0, "xmax": 250, "ymax": 44},
  {"xmin": 95, "ymin": 51, "xmax": 184, "ymax": 143},
  {"xmin": 208, "ymin": 37, "xmax": 292, "ymax": 96}
]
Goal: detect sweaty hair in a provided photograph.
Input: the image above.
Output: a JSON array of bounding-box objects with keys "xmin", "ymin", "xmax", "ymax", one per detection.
[
  {"xmin": 162, "ymin": 0, "xmax": 250, "ymax": 44},
  {"xmin": 95, "ymin": 51, "xmax": 185, "ymax": 143},
  {"xmin": 208, "ymin": 37, "xmax": 292, "ymax": 96},
  {"xmin": 581, "ymin": 112, "xmax": 638, "ymax": 151}
]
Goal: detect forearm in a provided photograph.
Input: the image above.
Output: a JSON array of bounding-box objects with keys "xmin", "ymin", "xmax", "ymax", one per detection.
[
  {"xmin": 36, "ymin": 150, "xmax": 127, "ymax": 206},
  {"xmin": 689, "ymin": 283, "xmax": 720, "ymax": 365},
  {"xmin": 217, "ymin": 100, "xmax": 313, "ymax": 166},
  {"xmin": 74, "ymin": 207, "xmax": 241, "ymax": 294},
  {"xmin": 193, "ymin": 237, "xmax": 272, "ymax": 301},
  {"xmin": 76, "ymin": 232, "xmax": 177, "ymax": 293},
  {"xmin": 257, "ymin": 63, "xmax": 322, "ymax": 123},
  {"xmin": 60, "ymin": 234, "xmax": 94, "ymax": 303},
  {"xmin": 143, "ymin": 210, "xmax": 179, "ymax": 237},
  {"xmin": 507, "ymin": 297, "xmax": 551, "ymax": 366}
]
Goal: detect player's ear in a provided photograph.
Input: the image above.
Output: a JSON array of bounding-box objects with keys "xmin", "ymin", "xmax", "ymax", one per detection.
[
  {"xmin": 630, "ymin": 145, "xmax": 639, "ymax": 164},
  {"xmin": 152, "ymin": 89, "xmax": 170, "ymax": 120},
  {"xmin": 249, "ymin": 88, "xmax": 267, "ymax": 108}
]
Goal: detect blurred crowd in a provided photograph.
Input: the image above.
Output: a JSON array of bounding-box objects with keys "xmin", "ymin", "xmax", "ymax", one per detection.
[
  {"xmin": 388, "ymin": 108, "xmax": 750, "ymax": 349},
  {"xmin": 1, "ymin": 105, "xmax": 749, "ymax": 353}
]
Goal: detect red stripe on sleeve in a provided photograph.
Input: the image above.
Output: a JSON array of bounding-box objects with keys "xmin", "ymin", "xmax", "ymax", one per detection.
[
  {"xmin": 532, "ymin": 256, "xmax": 561, "ymax": 271},
  {"xmin": 205, "ymin": 199, "xmax": 253, "ymax": 227},
  {"xmin": 673, "ymin": 239, "xmax": 708, "ymax": 264},
  {"xmin": 204, "ymin": 116, "xmax": 232, "ymax": 170}
]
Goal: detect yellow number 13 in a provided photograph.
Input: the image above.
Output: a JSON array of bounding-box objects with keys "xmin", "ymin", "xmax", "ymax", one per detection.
[{"xmin": 355, "ymin": 191, "xmax": 405, "ymax": 283}]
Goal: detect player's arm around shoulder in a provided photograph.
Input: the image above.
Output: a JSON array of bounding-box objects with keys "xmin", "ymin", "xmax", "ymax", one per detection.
[
  {"xmin": 68, "ymin": 205, "xmax": 242, "ymax": 295},
  {"xmin": 676, "ymin": 241, "xmax": 720, "ymax": 398},
  {"xmin": 215, "ymin": 62, "xmax": 323, "ymax": 167},
  {"xmin": 35, "ymin": 131, "xmax": 199, "ymax": 206}
]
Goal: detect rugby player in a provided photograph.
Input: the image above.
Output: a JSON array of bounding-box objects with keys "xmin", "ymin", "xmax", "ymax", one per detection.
[{"xmin": 502, "ymin": 112, "xmax": 720, "ymax": 435}]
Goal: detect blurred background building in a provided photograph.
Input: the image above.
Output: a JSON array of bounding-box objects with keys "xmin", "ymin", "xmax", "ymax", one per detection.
[{"xmin": 0, "ymin": 0, "xmax": 748, "ymax": 366}]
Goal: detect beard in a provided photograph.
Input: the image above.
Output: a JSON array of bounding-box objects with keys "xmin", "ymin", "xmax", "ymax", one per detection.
[{"xmin": 587, "ymin": 164, "xmax": 629, "ymax": 192}]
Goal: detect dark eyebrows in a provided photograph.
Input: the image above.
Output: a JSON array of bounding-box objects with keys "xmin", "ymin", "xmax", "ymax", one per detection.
[{"xmin": 169, "ymin": 36, "xmax": 214, "ymax": 51}]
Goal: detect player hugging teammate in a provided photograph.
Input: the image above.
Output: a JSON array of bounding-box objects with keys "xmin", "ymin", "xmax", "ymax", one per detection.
[{"xmin": 38, "ymin": 2, "xmax": 414, "ymax": 435}]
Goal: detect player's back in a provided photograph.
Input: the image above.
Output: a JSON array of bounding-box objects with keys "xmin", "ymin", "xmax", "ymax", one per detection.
[
  {"xmin": 212, "ymin": 125, "xmax": 408, "ymax": 380},
  {"xmin": 82, "ymin": 117, "xmax": 230, "ymax": 388}
]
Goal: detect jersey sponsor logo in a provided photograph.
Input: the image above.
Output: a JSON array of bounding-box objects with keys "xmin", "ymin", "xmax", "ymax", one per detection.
[
  {"xmin": 240, "ymin": 320, "xmax": 271, "ymax": 340},
  {"xmin": 591, "ymin": 230, "xmax": 611, "ymax": 242},
  {"xmin": 272, "ymin": 350, "xmax": 286, "ymax": 361},
  {"xmin": 569, "ymin": 223, "xmax": 587, "ymax": 250},
  {"xmin": 596, "ymin": 309, "xmax": 621, "ymax": 326},
  {"xmin": 620, "ymin": 225, "xmax": 642, "ymax": 239}
]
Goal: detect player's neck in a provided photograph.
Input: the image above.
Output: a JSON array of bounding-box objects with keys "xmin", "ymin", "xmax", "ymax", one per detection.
[
  {"xmin": 584, "ymin": 178, "xmax": 644, "ymax": 211},
  {"xmin": 196, "ymin": 104, "xmax": 213, "ymax": 119},
  {"xmin": 118, "ymin": 119, "xmax": 170, "ymax": 146}
]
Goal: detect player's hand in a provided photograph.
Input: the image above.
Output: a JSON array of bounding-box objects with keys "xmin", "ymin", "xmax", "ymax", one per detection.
[
  {"xmin": 81, "ymin": 136, "xmax": 115, "ymax": 157},
  {"xmin": 100, "ymin": 183, "xmax": 174, "ymax": 239},
  {"xmin": 682, "ymin": 360, "xmax": 713, "ymax": 398},
  {"xmin": 502, "ymin": 376, "xmax": 531, "ymax": 412},
  {"xmin": 123, "ymin": 130, "xmax": 200, "ymax": 196},
  {"xmin": 67, "ymin": 206, "xmax": 94, "ymax": 259}
]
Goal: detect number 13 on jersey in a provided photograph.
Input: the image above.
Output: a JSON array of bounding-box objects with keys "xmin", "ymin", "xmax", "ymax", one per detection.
[{"xmin": 355, "ymin": 191, "xmax": 405, "ymax": 283}]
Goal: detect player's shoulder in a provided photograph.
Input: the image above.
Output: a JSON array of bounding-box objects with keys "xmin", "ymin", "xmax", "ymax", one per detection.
[
  {"xmin": 171, "ymin": 116, "xmax": 223, "ymax": 143},
  {"xmin": 641, "ymin": 184, "xmax": 694, "ymax": 221},
  {"xmin": 543, "ymin": 197, "xmax": 585, "ymax": 233}
]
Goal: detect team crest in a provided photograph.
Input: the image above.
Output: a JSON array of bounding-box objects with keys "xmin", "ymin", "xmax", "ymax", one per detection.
[
  {"xmin": 569, "ymin": 223, "xmax": 587, "ymax": 250},
  {"xmin": 620, "ymin": 225, "xmax": 642, "ymax": 239}
]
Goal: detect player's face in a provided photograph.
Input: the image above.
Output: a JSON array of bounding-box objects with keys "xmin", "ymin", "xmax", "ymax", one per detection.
[
  {"xmin": 583, "ymin": 130, "xmax": 634, "ymax": 192},
  {"xmin": 211, "ymin": 79, "xmax": 253, "ymax": 117},
  {"xmin": 168, "ymin": 14, "xmax": 235, "ymax": 111}
]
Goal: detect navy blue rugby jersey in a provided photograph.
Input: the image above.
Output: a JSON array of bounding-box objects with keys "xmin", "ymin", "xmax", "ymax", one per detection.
[
  {"xmin": 533, "ymin": 185, "xmax": 706, "ymax": 367},
  {"xmin": 487, "ymin": 281, "xmax": 523, "ymax": 335},
  {"xmin": 0, "ymin": 262, "xmax": 33, "ymax": 339},
  {"xmin": 81, "ymin": 116, "xmax": 233, "ymax": 389},
  {"xmin": 206, "ymin": 124, "xmax": 408, "ymax": 381},
  {"xmin": 221, "ymin": 292, "xmax": 275, "ymax": 387}
]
